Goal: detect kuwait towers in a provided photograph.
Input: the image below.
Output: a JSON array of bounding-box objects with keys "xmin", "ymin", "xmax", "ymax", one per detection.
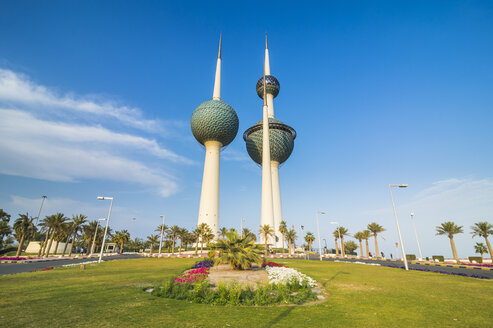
[
  {"xmin": 191, "ymin": 36, "xmax": 239, "ymax": 237},
  {"xmin": 244, "ymin": 36, "xmax": 297, "ymax": 246}
]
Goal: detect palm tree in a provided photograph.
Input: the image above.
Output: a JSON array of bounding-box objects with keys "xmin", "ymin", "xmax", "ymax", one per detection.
[
  {"xmin": 474, "ymin": 242, "xmax": 488, "ymax": 262},
  {"xmin": 64, "ymin": 214, "xmax": 87, "ymax": 256},
  {"xmin": 168, "ymin": 225, "xmax": 181, "ymax": 254},
  {"xmin": 83, "ymin": 220, "xmax": 99, "ymax": 254},
  {"xmin": 304, "ymin": 232, "xmax": 315, "ymax": 252},
  {"xmin": 147, "ymin": 234, "xmax": 159, "ymax": 254},
  {"xmin": 155, "ymin": 224, "xmax": 168, "ymax": 253},
  {"xmin": 13, "ymin": 213, "xmax": 35, "ymax": 257},
  {"xmin": 362, "ymin": 230, "xmax": 371, "ymax": 258},
  {"xmin": 259, "ymin": 224, "xmax": 274, "ymax": 255},
  {"xmin": 278, "ymin": 220, "xmax": 288, "ymax": 253},
  {"xmin": 210, "ymin": 231, "xmax": 263, "ymax": 269},
  {"xmin": 198, "ymin": 223, "xmax": 213, "ymax": 256},
  {"xmin": 44, "ymin": 213, "xmax": 67, "ymax": 256},
  {"xmin": 116, "ymin": 230, "xmax": 130, "ymax": 253},
  {"xmin": 332, "ymin": 231, "xmax": 340, "ymax": 256},
  {"xmin": 335, "ymin": 226, "xmax": 349, "ymax": 256},
  {"xmin": 177, "ymin": 227, "xmax": 188, "ymax": 255},
  {"xmin": 367, "ymin": 222, "xmax": 385, "ymax": 258},
  {"xmin": 436, "ymin": 221, "xmax": 464, "ymax": 263},
  {"xmin": 344, "ymin": 240, "xmax": 358, "ymax": 255},
  {"xmin": 353, "ymin": 232, "xmax": 364, "ymax": 257},
  {"xmin": 219, "ymin": 227, "xmax": 228, "ymax": 239},
  {"xmin": 471, "ymin": 221, "xmax": 493, "ymax": 260},
  {"xmin": 0, "ymin": 209, "xmax": 12, "ymax": 250},
  {"xmin": 192, "ymin": 227, "xmax": 201, "ymax": 255},
  {"xmin": 286, "ymin": 228, "xmax": 297, "ymax": 255},
  {"xmin": 38, "ymin": 215, "xmax": 54, "ymax": 257},
  {"xmin": 54, "ymin": 222, "xmax": 71, "ymax": 255}
]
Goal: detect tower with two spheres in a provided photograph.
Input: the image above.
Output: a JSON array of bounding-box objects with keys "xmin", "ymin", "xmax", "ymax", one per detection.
[{"xmin": 191, "ymin": 35, "xmax": 296, "ymax": 246}]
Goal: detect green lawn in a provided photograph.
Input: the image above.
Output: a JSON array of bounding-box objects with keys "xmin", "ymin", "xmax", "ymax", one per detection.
[{"xmin": 1, "ymin": 258, "xmax": 492, "ymax": 327}]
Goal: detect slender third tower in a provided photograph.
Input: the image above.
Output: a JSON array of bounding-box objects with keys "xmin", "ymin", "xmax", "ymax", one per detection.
[
  {"xmin": 244, "ymin": 35, "xmax": 297, "ymax": 247},
  {"xmin": 191, "ymin": 36, "xmax": 239, "ymax": 237}
]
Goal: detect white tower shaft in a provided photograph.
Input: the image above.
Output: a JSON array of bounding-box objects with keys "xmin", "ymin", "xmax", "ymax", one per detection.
[
  {"xmin": 261, "ymin": 77, "xmax": 275, "ymax": 244},
  {"xmin": 264, "ymin": 40, "xmax": 275, "ymax": 118},
  {"xmin": 271, "ymin": 161, "xmax": 283, "ymax": 246},
  {"xmin": 198, "ymin": 140, "xmax": 221, "ymax": 237},
  {"xmin": 265, "ymin": 35, "xmax": 281, "ymax": 246}
]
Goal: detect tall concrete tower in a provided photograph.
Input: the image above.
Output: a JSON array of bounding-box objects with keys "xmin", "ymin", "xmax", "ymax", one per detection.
[
  {"xmin": 191, "ymin": 36, "xmax": 239, "ymax": 237},
  {"xmin": 243, "ymin": 35, "xmax": 297, "ymax": 247}
]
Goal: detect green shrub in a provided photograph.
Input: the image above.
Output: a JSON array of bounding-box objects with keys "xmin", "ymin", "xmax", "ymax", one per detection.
[
  {"xmin": 406, "ymin": 254, "xmax": 416, "ymax": 261},
  {"xmin": 152, "ymin": 278, "xmax": 316, "ymax": 306},
  {"xmin": 432, "ymin": 255, "xmax": 444, "ymax": 262},
  {"xmin": 468, "ymin": 256, "xmax": 483, "ymax": 264}
]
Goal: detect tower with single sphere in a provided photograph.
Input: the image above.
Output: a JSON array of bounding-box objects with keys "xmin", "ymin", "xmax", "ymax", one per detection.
[
  {"xmin": 243, "ymin": 35, "xmax": 296, "ymax": 247},
  {"xmin": 191, "ymin": 36, "xmax": 239, "ymax": 237}
]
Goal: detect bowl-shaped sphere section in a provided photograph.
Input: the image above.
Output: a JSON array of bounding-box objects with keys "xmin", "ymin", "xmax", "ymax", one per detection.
[
  {"xmin": 243, "ymin": 118, "xmax": 296, "ymax": 165},
  {"xmin": 256, "ymin": 75, "xmax": 280, "ymax": 99},
  {"xmin": 191, "ymin": 99, "xmax": 239, "ymax": 147}
]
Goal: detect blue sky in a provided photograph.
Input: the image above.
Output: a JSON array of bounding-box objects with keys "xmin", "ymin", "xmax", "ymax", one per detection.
[{"xmin": 0, "ymin": 1, "xmax": 492, "ymax": 258}]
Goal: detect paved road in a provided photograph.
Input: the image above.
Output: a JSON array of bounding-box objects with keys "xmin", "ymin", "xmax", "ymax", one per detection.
[
  {"xmin": 0, "ymin": 254, "xmax": 141, "ymax": 275},
  {"xmin": 299, "ymin": 254, "xmax": 493, "ymax": 279}
]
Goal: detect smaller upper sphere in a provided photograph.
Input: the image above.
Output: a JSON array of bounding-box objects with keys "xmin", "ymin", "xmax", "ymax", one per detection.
[
  {"xmin": 191, "ymin": 99, "xmax": 239, "ymax": 147},
  {"xmin": 256, "ymin": 75, "xmax": 280, "ymax": 99}
]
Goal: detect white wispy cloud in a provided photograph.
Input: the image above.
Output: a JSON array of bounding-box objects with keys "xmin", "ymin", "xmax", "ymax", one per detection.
[
  {"xmin": 0, "ymin": 68, "xmax": 158, "ymax": 131},
  {"xmin": 0, "ymin": 68, "xmax": 196, "ymax": 197},
  {"xmin": 0, "ymin": 108, "xmax": 181, "ymax": 197}
]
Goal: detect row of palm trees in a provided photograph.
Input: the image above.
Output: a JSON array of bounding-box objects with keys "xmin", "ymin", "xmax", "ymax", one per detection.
[
  {"xmin": 300, "ymin": 220, "xmax": 493, "ymax": 262},
  {"xmin": 435, "ymin": 221, "xmax": 492, "ymax": 262},
  {"xmin": 0, "ymin": 209, "xmax": 133, "ymax": 257}
]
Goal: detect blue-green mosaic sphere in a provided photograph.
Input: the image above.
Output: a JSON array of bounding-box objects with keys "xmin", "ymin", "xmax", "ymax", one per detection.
[
  {"xmin": 191, "ymin": 99, "xmax": 239, "ymax": 147},
  {"xmin": 243, "ymin": 118, "xmax": 296, "ymax": 165},
  {"xmin": 256, "ymin": 75, "xmax": 280, "ymax": 99}
]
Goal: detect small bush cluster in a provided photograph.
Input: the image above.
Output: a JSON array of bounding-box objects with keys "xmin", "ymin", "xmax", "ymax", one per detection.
[
  {"xmin": 468, "ymin": 256, "xmax": 483, "ymax": 264},
  {"xmin": 192, "ymin": 260, "xmax": 214, "ymax": 269},
  {"xmin": 152, "ymin": 279, "xmax": 317, "ymax": 305},
  {"xmin": 261, "ymin": 261, "xmax": 287, "ymax": 268},
  {"xmin": 432, "ymin": 255, "xmax": 445, "ymax": 262}
]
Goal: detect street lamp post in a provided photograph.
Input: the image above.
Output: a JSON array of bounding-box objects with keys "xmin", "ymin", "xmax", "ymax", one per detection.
[
  {"xmin": 410, "ymin": 212, "xmax": 423, "ymax": 260},
  {"xmin": 330, "ymin": 221, "xmax": 342, "ymax": 257},
  {"xmin": 97, "ymin": 196, "xmax": 114, "ymax": 264},
  {"xmin": 240, "ymin": 218, "xmax": 245, "ymax": 237},
  {"xmin": 90, "ymin": 218, "xmax": 106, "ymax": 256},
  {"xmin": 389, "ymin": 184, "xmax": 408, "ymax": 270},
  {"xmin": 35, "ymin": 195, "xmax": 47, "ymax": 225},
  {"xmin": 158, "ymin": 215, "xmax": 165, "ymax": 255},
  {"xmin": 316, "ymin": 211, "xmax": 326, "ymax": 261}
]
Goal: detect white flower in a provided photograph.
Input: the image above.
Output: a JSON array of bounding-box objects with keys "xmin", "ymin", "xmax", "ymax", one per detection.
[{"xmin": 265, "ymin": 266, "xmax": 317, "ymax": 287}]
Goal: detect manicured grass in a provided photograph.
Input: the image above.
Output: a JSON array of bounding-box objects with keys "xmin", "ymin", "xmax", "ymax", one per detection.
[{"xmin": 1, "ymin": 258, "xmax": 492, "ymax": 327}]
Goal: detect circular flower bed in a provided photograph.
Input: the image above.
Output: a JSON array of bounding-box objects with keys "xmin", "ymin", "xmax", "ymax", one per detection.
[{"xmin": 151, "ymin": 260, "xmax": 319, "ymax": 306}]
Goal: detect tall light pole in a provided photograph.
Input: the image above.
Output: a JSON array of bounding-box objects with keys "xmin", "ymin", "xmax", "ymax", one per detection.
[
  {"xmin": 90, "ymin": 218, "xmax": 106, "ymax": 256},
  {"xmin": 35, "ymin": 195, "xmax": 47, "ymax": 225},
  {"xmin": 97, "ymin": 196, "xmax": 114, "ymax": 264},
  {"xmin": 330, "ymin": 221, "xmax": 342, "ymax": 256},
  {"xmin": 316, "ymin": 211, "xmax": 326, "ymax": 261},
  {"xmin": 158, "ymin": 215, "xmax": 165, "ymax": 255},
  {"xmin": 410, "ymin": 212, "xmax": 423, "ymax": 260},
  {"xmin": 389, "ymin": 184, "xmax": 408, "ymax": 270}
]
